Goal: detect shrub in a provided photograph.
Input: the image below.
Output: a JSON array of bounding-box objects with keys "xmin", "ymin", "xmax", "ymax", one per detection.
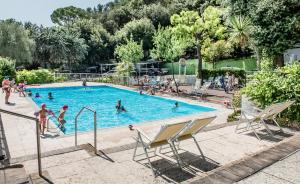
[
  {"xmin": 243, "ymin": 63, "xmax": 300, "ymax": 124},
  {"xmin": 16, "ymin": 69, "xmax": 54, "ymax": 84},
  {"xmin": 0, "ymin": 57, "xmax": 16, "ymax": 83}
]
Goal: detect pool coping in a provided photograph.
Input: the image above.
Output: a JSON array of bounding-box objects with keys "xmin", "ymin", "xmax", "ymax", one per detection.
[{"xmin": 26, "ymin": 82, "xmax": 228, "ymax": 138}]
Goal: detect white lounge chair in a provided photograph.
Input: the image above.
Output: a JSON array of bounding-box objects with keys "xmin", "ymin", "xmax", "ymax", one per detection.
[
  {"xmin": 191, "ymin": 80, "xmax": 211, "ymax": 98},
  {"xmin": 171, "ymin": 116, "xmax": 216, "ymax": 162},
  {"xmin": 132, "ymin": 121, "xmax": 190, "ymax": 175},
  {"xmin": 236, "ymin": 100, "xmax": 295, "ymax": 140}
]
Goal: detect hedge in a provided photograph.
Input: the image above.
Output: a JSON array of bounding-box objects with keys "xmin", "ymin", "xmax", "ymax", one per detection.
[{"xmin": 16, "ymin": 69, "xmax": 54, "ymax": 84}]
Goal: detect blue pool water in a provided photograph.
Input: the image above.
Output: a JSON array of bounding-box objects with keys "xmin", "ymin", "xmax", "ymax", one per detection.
[{"xmin": 29, "ymin": 86, "xmax": 215, "ymax": 134}]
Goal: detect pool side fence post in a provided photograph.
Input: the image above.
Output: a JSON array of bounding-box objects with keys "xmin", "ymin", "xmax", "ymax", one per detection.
[
  {"xmin": 75, "ymin": 118, "xmax": 78, "ymax": 147},
  {"xmin": 94, "ymin": 111, "xmax": 97, "ymax": 155},
  {"xmin": 36, "ymin": 118, "xmax": 42, "ymax": 177}
]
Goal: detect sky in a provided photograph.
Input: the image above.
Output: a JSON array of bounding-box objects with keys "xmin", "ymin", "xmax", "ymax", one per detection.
[{"xmin": 0, "ymin": 0, "xmax": 112, "ymax": 26}]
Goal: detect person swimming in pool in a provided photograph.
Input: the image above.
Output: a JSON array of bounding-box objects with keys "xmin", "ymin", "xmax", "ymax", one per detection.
[
  {"xmin": 116, "ymin": 100, "xmax": 127, "ymax": 113},
  {"xmin": 172, "ymin": 102, "xmax": 179, "ymax": 110},
  {"xmin": 48, "ymin": 92, "xmax": 54, "ymax": 100},
  {"xmin": 35, "ymin": 93, "xmax": 40, "ymax": 98}
]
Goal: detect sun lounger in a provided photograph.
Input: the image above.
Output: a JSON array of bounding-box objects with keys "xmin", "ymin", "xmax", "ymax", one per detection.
[
  {"xmin": 191, "ymin": 81, "xmax": 211, "ymax": 98},
  {"xmin": 170, "ymin": 116, "xmax": 216, "ymax": 162},
  {"xmin": 132, "ymin": 121, "xmax": 190, "ymax": 175},
  {"xmin": 236, "ymin": 100, "xmax": 295, "ymax": 140}
]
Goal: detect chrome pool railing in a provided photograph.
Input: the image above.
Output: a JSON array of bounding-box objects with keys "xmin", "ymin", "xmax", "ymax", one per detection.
[
  {"xmin": 74, "ymin": 106, "xmax": 97, "ymax": 155},
  {"xmin": 0, "ymin": 109, "xmax": 43, "ymax": 177}
]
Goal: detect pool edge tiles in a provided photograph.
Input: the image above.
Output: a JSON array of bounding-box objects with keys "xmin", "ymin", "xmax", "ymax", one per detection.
[{"xmin": 28, "ymin": 85, "xmax": 216, "ymax": 134}]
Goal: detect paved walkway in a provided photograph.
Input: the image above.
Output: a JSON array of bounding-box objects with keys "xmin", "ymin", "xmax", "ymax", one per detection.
[{"xmin": 237, "ymin": 150, "xmax": 300, "ymax": 184}]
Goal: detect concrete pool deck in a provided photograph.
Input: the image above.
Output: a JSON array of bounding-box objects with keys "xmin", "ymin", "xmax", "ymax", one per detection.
[{"xmin": 0, "ymin": 82, "xmax": 299, "ymax": 183}]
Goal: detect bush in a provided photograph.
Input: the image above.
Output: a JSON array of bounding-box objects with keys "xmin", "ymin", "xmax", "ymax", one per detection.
[
  {"xmin": 0, "ymin": 57, "xmax": 16, "ymax": 84},
  {"xmin": 16, "ymin": 69, "xmax": 54, "ymax": 84},
  {"xmin": 243, "ymin": 63, "xmax": 300, "ymax": 124}
]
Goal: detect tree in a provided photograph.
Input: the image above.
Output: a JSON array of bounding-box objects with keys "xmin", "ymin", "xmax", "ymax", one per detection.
[
  {"xmin": 114, "ymin": 38, "xmax": 143, "ymax": 76},
  {"xmin": 70, "ymin": 19, "xmax": 113, "ymax": 64},
  {"xmin": 0, "ymin": 20, "xmax": 35, "ymax": 65},
  {"xmin": 151, "ymin": 27, "xmax": 188, "ymax": 93},
  {"xmin": 202, "ymin": 40, "xmax": 232, "ymax": 69},
  {"xmin": 228, "ymin": 0, "xmax": 300, "ymax": 67},
  {"xmin": 171, "ymin": 6, "xmax": 227, "ymax": 83},
  {"xmin": 137, "ymin": 4, "xmax": 170, "ymax": 28},
  {"xmin": 227, "ymin": 15, "xmax": 262, "ymax": 69},
  {"xmin": 35, "ymin": 27, "xmax": 87, "ymax": 69},
  {"xmin": 115, "ymin": 18, "xmax": 155, "ymax": 52},
  {"xmin": 249, "ymin": 0, "xmax": 300, "ymax": 66},
  {"xmin": 51, "ymin": 6, "xmax": 90, "ymax": 26}
]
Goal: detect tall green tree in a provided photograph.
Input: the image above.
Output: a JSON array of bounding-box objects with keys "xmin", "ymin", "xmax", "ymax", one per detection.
[
  {"xmin": 70, "ymin": 19, "xmax": 113, "ymax": 64},
  {"xmin": 151, "ymin": 27, "xmax": 188, "ymax": 93},
  {"xmin": 171, "ymin": 6, "xmax": 227, "ymax": 83},
  {"xmin": 249, "ymin": 0, "xmax": 300, "ymax": 66},
  {"xmin": 51, "ymin": 6, "xmax": 90, "ymax": 26},
  {"xmin": 115, "ymin": 18, "xmax": 155, "ymax": 52},
  {"xmin": 115, "ymin": 38, "xmax": 143, "ymax": 76},
  {"xmin": 0, "ymin": 20, "xmax": 35, "ymax": 65},
  {"xmin": 35, "ymin": 27, "xmax": 87, "ymax": 69}
]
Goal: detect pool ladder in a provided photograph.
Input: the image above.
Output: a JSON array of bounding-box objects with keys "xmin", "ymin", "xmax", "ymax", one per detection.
[{"xmin": 75, "ymin": 106, "xmax": 98, "ymax": 155}]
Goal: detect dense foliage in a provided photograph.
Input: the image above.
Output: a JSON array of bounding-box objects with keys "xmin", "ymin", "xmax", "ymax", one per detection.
[
  {"xmin": 16, "ymin": 69, "xmax": 54, "ymax": 84},
  {"xmin": 0, "ymin": 57, "xmax": 16, "ymax": 83},
  {"xmin": 0, "ymin": 20, "xmax": 35, "ymax": 65},
  {"xmin": 115, "ymin": 38, "xmax": 143, "ymax": 76},
  {"xmin": 243, "ymin": 63, "xmax": 300, "ymax": 123}
]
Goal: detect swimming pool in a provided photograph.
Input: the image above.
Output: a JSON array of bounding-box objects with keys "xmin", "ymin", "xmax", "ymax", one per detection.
[{"xmin": 29, "ymin": 85, "xmax": 215, "ymax": 134}]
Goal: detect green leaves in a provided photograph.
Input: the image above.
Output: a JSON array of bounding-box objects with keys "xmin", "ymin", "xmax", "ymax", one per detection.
[
  {"xmin": 243, "ymin": 63, "xmax": 300, "ymax": 122},
  {"xmin": 115, "ymin": 38, "xmax": 143, "ymax": 76},
  {"xmin": 0, "ymin": 57, "xmax": 16, "ymax": 82},
  {"xmin": 0, "ymin": 20, "xmax": 34, "ymax": 65}
]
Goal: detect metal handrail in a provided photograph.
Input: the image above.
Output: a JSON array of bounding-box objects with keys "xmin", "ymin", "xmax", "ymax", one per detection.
[
  {"xmin": 0, "ymin": 109, "xmax": 37, "ymax": 120},
  {"xmin": 74, "ymin": 106, "xmax": 97, "ymax": 155},
  {"xmin": 0, "ymin": 109, "xmax": 43, "ymax": 177}
]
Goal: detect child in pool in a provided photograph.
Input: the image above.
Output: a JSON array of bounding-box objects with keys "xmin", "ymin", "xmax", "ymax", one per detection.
[
  {"xmin": 116, "ymin": 100, "xmax": 127, "ymax": 113},
  {"xmin": 35, "ymin": 93, "xmax": 40, "ymax": 98},
  {"xmin": 58, "ymin": 105, "xmax": 68, "ymax": 129},
  {"xmin": 48, "ymin": 92, "xmax": 54, "ymax": 100}
]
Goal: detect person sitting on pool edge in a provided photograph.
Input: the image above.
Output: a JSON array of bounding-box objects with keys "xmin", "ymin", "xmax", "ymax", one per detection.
[
  {"xmin": 48, "ymin": 92, "xmax": 54, "ymax": 100},
  {"xmin": 116, "ymin": 100, "xmax": 127, "ymax": 113},
  {"xmin": 58, "ymin": 105, "xmax": 68, "ymax": 130}
]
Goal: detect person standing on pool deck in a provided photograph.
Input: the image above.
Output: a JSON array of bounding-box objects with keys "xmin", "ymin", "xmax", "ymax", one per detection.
[
  {"xmin": 2, "ymin": 77, "xmax": 11, "ymax": 104},
  {"xmin": 116, "ymin": 100, "xmax": 127, "ymax": 112},
  {"xmin": 35, "ymin": 104, "xmax": 53, "ymax": 135},
  {"xmin": 58, "ymin": 105, "xmax": 68, "ymax": 129}
]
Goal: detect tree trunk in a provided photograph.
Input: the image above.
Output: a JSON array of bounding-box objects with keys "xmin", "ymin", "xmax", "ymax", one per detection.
[
  {"xmin": 171, "ymin": 61, "xmax": 179, "ymax": 94},
  {"xmin": 274, "ymin": 54, "xmax": 284, "ymax": 67},
  {"xmin": 196, "ymin": 44, "xmax": 203, "ymax": 85}
]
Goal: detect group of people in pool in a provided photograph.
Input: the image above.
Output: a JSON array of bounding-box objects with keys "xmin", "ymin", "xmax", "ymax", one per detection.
[{"xmin": 28, "ymin": 91, "xmax": 54, "ymax": 100}]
